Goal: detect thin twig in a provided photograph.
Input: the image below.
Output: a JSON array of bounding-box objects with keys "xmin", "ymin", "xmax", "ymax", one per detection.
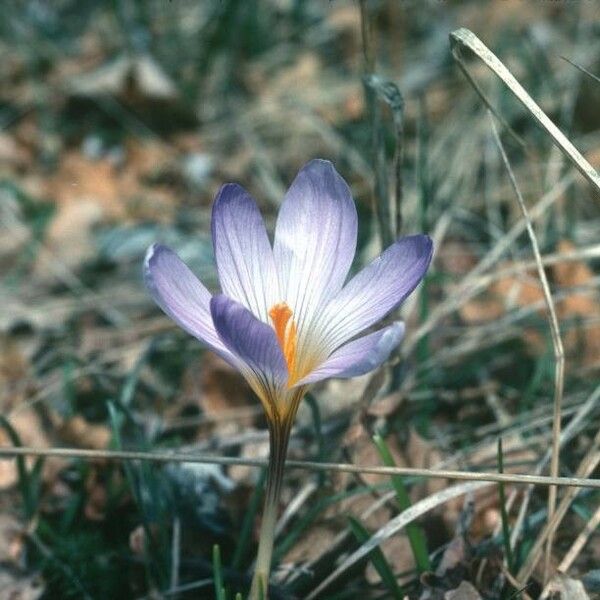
[
  {"xmin": 561, "ymin": 55, "xmax": 600, "ymax": 85},
  {"xmin": 489, "ymin": 112, "xmax": 565, "ymax": 585},
  {"xmin": 402, "ymin": 172, "xmax": 573, "ymax": 358},
  {"xmin": 1, "ymin": 445, "xmax": 600, "ymax": 489}
]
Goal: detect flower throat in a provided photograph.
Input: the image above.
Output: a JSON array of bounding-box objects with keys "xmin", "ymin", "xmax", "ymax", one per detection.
[{"xmin": 269, "ymin": 302, "xmax": 297, "ymax": 380}]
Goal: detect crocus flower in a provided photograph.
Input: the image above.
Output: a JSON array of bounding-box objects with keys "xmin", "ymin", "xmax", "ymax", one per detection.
[{"xmin": 144, "ymin": 159, "xmax": 432, "ymax": 598}]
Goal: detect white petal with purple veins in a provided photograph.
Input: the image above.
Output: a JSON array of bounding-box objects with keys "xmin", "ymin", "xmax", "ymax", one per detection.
[
  {"xmin": 212, "ymin": 184, "xmax": 279, "ymax": 322},
  {"xmin": 317, "ymin": 235, "xmax": 432, "ymax": 352},
  {"xmin": 296, "ymin": 322, "xmax": 405, "ymax": 385},
  {"xmin": 210, "ymin": 294, "xmax": 289, "ymax": 396},
  {"xmin": 143, "ymin": 244, "xmax": 235, "ymax": 363},
  {"xmin": 273, "ymin": 160, "xmax": 358, "ymax": 351}
]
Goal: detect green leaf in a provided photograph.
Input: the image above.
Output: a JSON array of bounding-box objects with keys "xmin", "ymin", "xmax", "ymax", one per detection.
[
  {"xmin": 348, "ymin": 516, "xmax": 404, "ymax": 598},
  {"xmin": 213, "ymin": 544, "xmax": 227, "ymax": 600},
  {"xmin": 0, "ymin": 415, "xmax": 41, "ymax": 519},
  {"xmin": 373, "ymin": 433, "xmax": 431, "ymax": 572}
]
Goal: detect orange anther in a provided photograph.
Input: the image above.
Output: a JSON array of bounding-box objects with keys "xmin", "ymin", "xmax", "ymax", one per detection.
[{"xmin": 269, "ymin": 302, "xmax": 297, "ymax": 376}]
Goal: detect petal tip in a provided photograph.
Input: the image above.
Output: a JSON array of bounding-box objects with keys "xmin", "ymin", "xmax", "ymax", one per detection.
[
  {"xmin": 213, "ymin": 182, "xmax": 244, "ymax": 206},
  {"xmin": 143, "ymin": 242, "xmax": 159, "ymax": 269},
  {"xmin": 143, "ymin": 243, "xmax": 174, "ymax": 285},
  {"xmin": 303, "ymin": 157, "xmax": 334, "ymax": 170},
  {"xmin": 299, "ymin": 158, "xmax": 342, "ymax": 182},
  {"xmin": 400, "ymin": 233, "xmax": 434, "ymax": 268},
  {"xmin": 143, "ymin": 243, "xmax": 161, "ymax": 284},
  {"xmin": 411, "ymin": 233, "xmax": 433, "ymax": 254}
]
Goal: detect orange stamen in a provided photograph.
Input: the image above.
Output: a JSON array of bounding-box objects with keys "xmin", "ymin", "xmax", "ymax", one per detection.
[{"xmin": 269, "ymin": 302, "xmax": 297, "ymax": 378}]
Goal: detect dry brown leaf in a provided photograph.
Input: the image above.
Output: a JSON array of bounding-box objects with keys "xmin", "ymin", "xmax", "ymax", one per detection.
[
  {"xmin": 48, "ymin": 151, "xmax": 122, "ymax": 216},
  {"xmin": 405, "ymin": 430, "xmax": 447, "ymax": 501},
  {"xmin": 281, "ymin": 522, "xmax": 339, "ymax": 567},
  {"xmin": 0, "ymin": 133, "xmax": 30, "ymax": 172},
  {"xmin": 366, "ymin": 391, "xmax": 404, "ymax": 418},
  {"xmin": 460, "ymin": 239, "xmax": 600, "ymax": 367},
  {"xmin": 585, "ymin": 146, "xmax": 600, "ymax": 171},
  {"xmin": 69, "ymin": 55, "xmax": 178, "ymax": 101},
  {"xmin": 0, "ymin": 411, "xmax": 53, "ymax": 490},
  {"xmin": 437, "ymin": 240, "xmax": 479, "ymax": 277},
  {"xmin": 327, "ymin": 424, "xmax": 397, "ymax": 525},
  {"xmin": 0, "ymin": 336, "xmax": 29, "ymax": 411},
  {"xmin": 0, "ymin": 514, "xmax": 25, "ymax": 565},
  {"xmin": 342, "ymin": 87, "xmax": 365, "ymax": 121},
  {"xmin": 267, "ymin": 53, "xmax": 322, "ymax": 101},
  {"xmin": 56, "ymin": 415, "xmax": 110, "ymax": 450},
  {"xmin": 553, "ymin": 240, "xmax": 600, "ymax": 367},
  {"xmin": 34, "ymin": 199, "xmax": 104, "ymax": 278},
  {"xmin": 0, "ymin": 339, "xmax": 66, "ymax": 486},
  {"xmin": 460, "ymin": 0, "xmax": 557, "ymax": 32},
  {"xmin": 46, "ymin": 140, "xmax": 178, "ymax": 229},
  {"xmin": 365, "ymin": 534, "xmax": 414, "ymax": 586},
  {"xmin": 123, "ymin": 138, "xmax": 171, "ymax": 178},
  {"xmin": 326, "ymin": 4, "xmax": 362, "ymax": 69},
  {"xmin": 196, "ymin": 353, "xmax": 256, "ymax": 432},
  {"xmin": 461, "ymin": 271, "xmax": 545, "ymax": 325}
]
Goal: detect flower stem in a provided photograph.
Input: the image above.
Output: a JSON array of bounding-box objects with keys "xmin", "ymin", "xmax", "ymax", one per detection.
[{"xmin": 248, "ymin": 418, "xmax": 292, "ymax": 600}]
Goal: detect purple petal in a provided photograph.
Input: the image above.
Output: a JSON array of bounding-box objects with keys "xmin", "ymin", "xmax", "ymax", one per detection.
[
  {"xmin": 273, "ymin": 159, "xmax": 358, "ymax": 339},
  {"xmin": 143, "ymin": 244, "xmax": 235, "ymax": 362},
  {"xmin": 212, "ymin": 184, "xmax": 279, "ymax": 322},
  {"xmin": 210, "ymin": 294, "xmax": 288, "ymax": 393},
  {"xmin": 317, "ymin": 235, "xmax": 433, "ymax": 351},
  {"xmin": 296, "ymin": 322, "xmax": 405, "ymax": 385}
]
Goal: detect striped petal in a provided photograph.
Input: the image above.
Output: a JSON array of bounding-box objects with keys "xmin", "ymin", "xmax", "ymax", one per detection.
[
  {"xmin": 212, "ymin": 184, "xmax": 279, "ymax": 322},
  {"xmin": 210, "ymin": 294, "xmax": 289, "ymax": 396},
  {"xmin": 273, "ymin": 159, "xmax": 357, "ymax": 341},
  {"xmin": 143, "ymin": 244, "xmax": 235, "ymax": 362},
  {"xmin": 317, "ymin": 235, "xmax": 432, "ymax": 351},
  {"xmin": 296, "ymin": 322, "xmax": 405, "ymax": 385}
]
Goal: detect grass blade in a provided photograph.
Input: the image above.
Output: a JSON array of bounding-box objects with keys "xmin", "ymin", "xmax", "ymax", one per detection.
[
  {"xmin": 305, "ymin": 481, "xmax": 491, "ymax": 599},
  {"xmin": 213, "ymin": 544, "xmax": 226, "ymax": 600},
  {"xmin": 0, "ymin": 415, "xmax": 40, "ymax": 519},
  {"xmin": 348, "ymin": 516, "xmax": 404, "ymax": 598},
  {"xmin": 372, "ymin": 433, "xmax": 431, "ymax": 573}
]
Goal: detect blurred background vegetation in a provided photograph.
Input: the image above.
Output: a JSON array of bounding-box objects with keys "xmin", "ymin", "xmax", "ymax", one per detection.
[{"xmin": 1, "ymin": 0, "xmax": 600, "ymax": 598}]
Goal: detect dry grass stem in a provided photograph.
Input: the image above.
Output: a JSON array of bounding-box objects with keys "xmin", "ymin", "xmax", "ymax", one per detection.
[
  {"xmin": 1, "ymin": 445, "xmax": 600, "ymax": 490},
  {"xmin": 450, "ymin": 28, "xmax": 600, "ymax": 194},
  {"xmin": 304, "ymin": 481, "xmax": 492, "ymax": 599},
  {"xmin": 516, "ymin": 427, "xmax": 600, "ymax": 584},
  {"xmin": 488, "ymin": 112, "xmax": 566, "ymax": 583},
  {"xmin": 556, "ymin": 503, "xmax": 600, "ymax": 573}
]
